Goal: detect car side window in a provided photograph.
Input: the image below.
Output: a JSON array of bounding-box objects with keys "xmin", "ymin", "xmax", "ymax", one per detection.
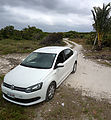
[
  {"xmin": 56, "ymin": 51, "xmax": 65, "ymax": 64},
  {"xmin": 64, "ymin": 49, "xmax": 73, "ymax": 61}
]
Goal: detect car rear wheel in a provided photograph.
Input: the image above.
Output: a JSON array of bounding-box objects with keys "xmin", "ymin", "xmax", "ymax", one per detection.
[
  {"xmin": 46, "ymin": 82, "xmax": 56, "ymax": 101},
  {"xmin": 72, "ymin": 62, "xmax": 77, "ymax": 73}
]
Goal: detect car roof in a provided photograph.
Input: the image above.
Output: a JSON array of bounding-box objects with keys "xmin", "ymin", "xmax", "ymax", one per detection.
[{"xmin": 33, "ymin": 46, "xmax": 70, "ymax": 54}]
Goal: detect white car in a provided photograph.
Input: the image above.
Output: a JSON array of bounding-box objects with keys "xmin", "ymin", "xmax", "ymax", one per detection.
[{"xmin": 1, "ymin": 46, "xmax": 78, "ymax": 106}]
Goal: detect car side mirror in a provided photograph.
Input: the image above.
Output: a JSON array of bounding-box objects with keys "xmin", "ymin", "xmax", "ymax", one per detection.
[{"xmin": 56, "ymin": 63, "xmax": 64, "ymax": 68}]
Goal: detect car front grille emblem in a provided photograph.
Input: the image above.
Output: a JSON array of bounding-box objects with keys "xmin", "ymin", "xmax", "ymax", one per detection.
[{"xmin": 11, "ymin": 85, "xmax": 15, "ymax": 90}]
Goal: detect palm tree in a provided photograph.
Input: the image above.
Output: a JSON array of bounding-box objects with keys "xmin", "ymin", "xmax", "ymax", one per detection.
[{"xmin": 91, "ymin": 3, "xmax": 111, "ymax": 49}]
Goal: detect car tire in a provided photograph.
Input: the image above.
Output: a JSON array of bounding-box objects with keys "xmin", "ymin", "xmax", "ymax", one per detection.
[
  {"xmin": 72, "ymin": 62, "xmax": 77, "ymax": 73},
  {"xmin": 46, "ymin": 82, "xmax": 56, "ymax": 101}
]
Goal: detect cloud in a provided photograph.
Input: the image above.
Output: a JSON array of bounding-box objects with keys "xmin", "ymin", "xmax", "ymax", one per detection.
[{"xmin": 0, "ymin": 0, "xmax": 111, "ymax": 32}]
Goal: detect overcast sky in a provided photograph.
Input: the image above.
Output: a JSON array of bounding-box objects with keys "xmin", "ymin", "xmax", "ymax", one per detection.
[{"xmin": 0, "ymin": 0, "xmax": 111, "ymax": 32}]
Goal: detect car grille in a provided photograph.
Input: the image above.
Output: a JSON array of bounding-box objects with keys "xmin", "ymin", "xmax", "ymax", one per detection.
[
  {"xmin": 4, "ymin": 93, "xmax": 41, "ymax": 103},
  {"xmin": 3, "ymin": 82, "xmax": 26, "ymax": 92}
]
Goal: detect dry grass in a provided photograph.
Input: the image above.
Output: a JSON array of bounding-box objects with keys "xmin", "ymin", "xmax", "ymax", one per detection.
[
  {"xmin": 71, "ymin": 38, "xmax": 111, "ymax": 66},
  {"xmin": 37, "ymin": 85, "xmax": 111, "ymax": 120}
]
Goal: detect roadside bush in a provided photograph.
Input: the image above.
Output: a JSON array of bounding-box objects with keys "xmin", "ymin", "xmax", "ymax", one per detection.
[
  {"xmin": 85, "ymin": 33, "xmax": 111, "ymax": 48},
  {"xmin": 22, "ymin": 26, "xmax": 42, "ymax": 40},
  {"xmin": 40, "ymin": 33, "xmax": 63, "ymax": 45},
  {"xmin": 85, "ymin": 33, "xmax": 96, "ymax": 45},
  {"xmin": 0, "ymin": 26, "xmax": 14, "ymax": 39},
  {"xmin": 63, "ymin": 31, "xmax": 94, "ymax": 40},
  {"xmin": 0, "ymin": 25, "xmax": 44, "ymax": 41},
  {"xmin": 102, "ymin": 34, "xmax": 111, "ymax": 47},
  {"xmin": 63, "ymin": 31, "xmax": 78, "ymax": 38},
  {"xmin": 13, "ymin": 30, "xmax": 23, "ymax": 40},
  {"xmin": 0, "ymin": 34, "xmax": 2, "ymax": 40},
  {"xmin": 32, "ymin": 32, "xmax": 48, "ymax": 41}
]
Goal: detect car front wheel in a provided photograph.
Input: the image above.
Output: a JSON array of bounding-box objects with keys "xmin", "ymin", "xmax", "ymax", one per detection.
[{"xmin": 46, "ymin": 82, "xmax": 56, "ymax": 101}]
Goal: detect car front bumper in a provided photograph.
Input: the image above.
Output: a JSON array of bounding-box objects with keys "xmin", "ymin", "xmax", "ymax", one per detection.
[{"xmin": 1, "ymin": 84, "xmax": 46, "ymax": 106}]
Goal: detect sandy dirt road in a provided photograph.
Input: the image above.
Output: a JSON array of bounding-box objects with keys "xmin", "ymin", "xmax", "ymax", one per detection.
[
  {"xmin": 64, "ymin": 39, "xmax": 111, "ymax": 101},
  {"xmin": 0, "ymin": 39, "xmax": 111, "ymax": 101}
]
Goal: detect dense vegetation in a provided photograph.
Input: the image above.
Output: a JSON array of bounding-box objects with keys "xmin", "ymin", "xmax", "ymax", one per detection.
[
  {"xmin": 0, "ymin": 26, "xmax": 64, "ymax": 54},
  {"xmin": 91, "ymin": 3, "xmax": 111, "ymax": 49},
  {"xmin": 63, "ymin": 30, "xmax": 111, "ymax": 48},
  {"xmin": 40, "ymin": 33, "xmax": 63, "ymax": 45},
  {"xmin": 0, "ymin": 25, "xmax": 47, "ymax": 41},
  {"xmin": 0, "ymin": 25, "xmax": 63, "ymax": 45},
  {"xmin": 0, "ymin": 21, "xmax": 111, "ymax": 55}
]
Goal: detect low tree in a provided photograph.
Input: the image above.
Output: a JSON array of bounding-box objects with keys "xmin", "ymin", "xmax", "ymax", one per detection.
[
  {"xmin": 22, "ymin": 26, "xmax": 42, "ymax": 40},
  {"xmin": 0, "ymin": 25, "xmax": 14, "ymax": 39},
  {"xmin": 91, "ymin": 3, "xmax": 111, "ymax": 49}
]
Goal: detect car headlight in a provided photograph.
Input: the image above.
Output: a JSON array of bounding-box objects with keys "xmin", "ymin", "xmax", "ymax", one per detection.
[{"xmin": 25, "ymin": 82, "xmax": 43, "ymax": 93}]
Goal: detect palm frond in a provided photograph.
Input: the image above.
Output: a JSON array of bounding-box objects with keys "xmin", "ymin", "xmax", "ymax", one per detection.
[{"xmin": 91, "ymin": 2, "xmax": 111, "ymax": 33}]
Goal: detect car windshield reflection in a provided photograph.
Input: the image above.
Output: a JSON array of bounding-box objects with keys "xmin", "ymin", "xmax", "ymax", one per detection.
[{"xmin": 20, "ymin": 52, "xmax": 56, "ymax": 69}]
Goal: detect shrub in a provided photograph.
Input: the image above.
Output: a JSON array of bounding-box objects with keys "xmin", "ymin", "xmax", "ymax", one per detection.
[
  {"xmin": 0, "ymin": 26, "xmax": 14, "ymax": 39},
  {"xmin": 102, "ymin": 34, "xmax": 111, "ymax": 47},
  {"xmin": 0, "ymin": 25, "xmax": 44, "ymax": 41},
  {"xmin": 22, "ymin": 26, "xmax": 43, "ymax": 40},
  {"xmin": 40, "ymin": 33, "xmax": 63, "ymax": 45},
  {"xmin": 85, "ymin": 33, "xmax": 96, "ymax": 45},
  {"xmin": 32, "ymin": 32, "xmax": 48, "ymax": 41}
]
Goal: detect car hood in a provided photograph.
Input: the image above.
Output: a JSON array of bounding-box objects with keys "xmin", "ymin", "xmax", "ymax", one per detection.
[{"xmin": 4, "ymin": 65, "xmax": 52, "ymax": 88}]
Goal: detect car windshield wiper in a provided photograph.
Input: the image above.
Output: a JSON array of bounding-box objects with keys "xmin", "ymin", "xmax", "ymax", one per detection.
[{"xmin": 20, "ymin": 63, "xmax": 50, "ymax": 69}]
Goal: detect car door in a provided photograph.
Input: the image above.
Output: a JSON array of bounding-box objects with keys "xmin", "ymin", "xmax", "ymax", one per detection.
[
  {"xmin": 54, "ymin": 51, "xmax": 66, "ymax": 86},
  {"xmin": 63, "ymin": 49, "xmax": 74, "ymax": 76}
]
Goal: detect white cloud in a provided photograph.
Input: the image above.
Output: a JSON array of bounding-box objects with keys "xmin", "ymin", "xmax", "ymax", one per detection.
[
  {"xmin": 3, "ymin": 5, "xmax": 92, "ymax": 26},
  {"xmin": 3, "ymin": 5, "xmax": 54, "ymax": 25},
  {"xmin": 1, "ymin": 0, "xmax": 111, "ymax": 32}
]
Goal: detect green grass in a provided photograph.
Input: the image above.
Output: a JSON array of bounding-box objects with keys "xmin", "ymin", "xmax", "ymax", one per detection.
[
  {"xmin": 0, "ymin": 39, "xmax": 65, "ymax": 55},
  {"xmin": 0, "ymin": 39, "xmax": 43, "ymax": 55}
]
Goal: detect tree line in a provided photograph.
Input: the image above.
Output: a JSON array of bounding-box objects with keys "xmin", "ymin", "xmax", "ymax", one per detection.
[
  {"xmin": 0, "ymin": 25, "xmax": 47, "ymax": 40},
  {"xmin": 0, "ymin": 25, "xmax": 63, "ymax": 45}
]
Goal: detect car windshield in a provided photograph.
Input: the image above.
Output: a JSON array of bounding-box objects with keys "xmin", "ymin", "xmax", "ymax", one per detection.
[{"xmin": 20, "ymin": 52, "xmax": 56, "ymax": 69}]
